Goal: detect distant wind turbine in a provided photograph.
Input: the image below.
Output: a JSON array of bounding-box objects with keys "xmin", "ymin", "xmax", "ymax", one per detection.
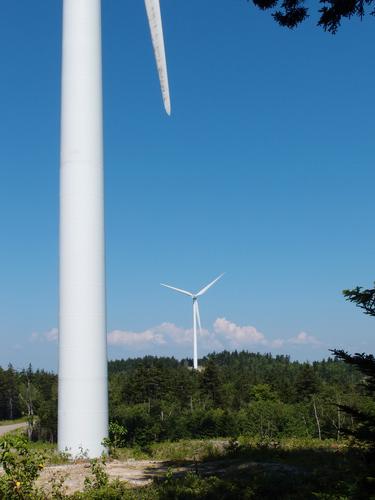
[{"xmin": 161, "ymin": 274, "xmax": 224, "ymax": 370}]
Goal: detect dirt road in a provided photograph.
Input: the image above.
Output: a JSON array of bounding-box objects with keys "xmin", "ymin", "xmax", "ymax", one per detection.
[{"xmin": 0, "ymin": 422, "xmax": 27, "ymax": 437}]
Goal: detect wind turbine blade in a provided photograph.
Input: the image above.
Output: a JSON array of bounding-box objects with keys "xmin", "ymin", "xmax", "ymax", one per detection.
[
  {"xmin": 160, "ymin": 283, "xmax": 193, "ymax": 297},
  {"xmin": 195, "ymin": 301, "xmax": 202, "ymax": 334},
  {"xmin": 196, "ymin": 273, "xmax": 225, "ymax": 297},
  {"xmin": 144, "ymin": 0, "xmax": 171, "ymax": 115}
]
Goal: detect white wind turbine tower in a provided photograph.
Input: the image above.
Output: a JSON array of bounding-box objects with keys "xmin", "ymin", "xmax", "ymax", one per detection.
[
  {"xmin": 59, "ymin": 0, "xmax": 170, "ymax": 458},
  {"xmin": 161, "ymin": 274, "xmax": 224, "ymax": 370}
]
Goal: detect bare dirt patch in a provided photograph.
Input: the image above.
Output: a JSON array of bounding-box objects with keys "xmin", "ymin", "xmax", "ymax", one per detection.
[
  {"xmin": 37, "ymin": 459, "xmax": 166, "ymax": 495},
  {"xmin": 37, "ymin": 457, "xmax": 301, "ymax": 496}
]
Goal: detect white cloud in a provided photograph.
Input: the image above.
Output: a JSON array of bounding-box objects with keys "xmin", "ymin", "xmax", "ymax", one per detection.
[
  {"xmin": 213, "ymin": 317, "xmax": 267, "ymax": 348},
  {"xmin": 287, "ymin": 331, "xmax": 322, "ymax": 346},
  {"xmin": 29, "ymin": 320, "xmax": 322, "ymax": 356},
  {"xmin": 212, "ymin": 318, "xmax": 321, "ymax": 350},
  {"xmin": 31, "ymin": 327, "xmax": 58, "ymax": 343},
  {"xmin": 108, "ymin": 324, "xmax": 168, "ymax": 347},
  {"xmin": 107, "ymin": 322, "xmax": 223, "ymax": 353},
  {"xmin": 269, "ymin": 338, "xmax": 285, "ymax": 349},
  {"xmin": 268, "ymin": 331, "xmax": 322, "ymax": 349},
  {"xmin": 108, "ymin": 318, "xmax": 322, "ymax": 355}
]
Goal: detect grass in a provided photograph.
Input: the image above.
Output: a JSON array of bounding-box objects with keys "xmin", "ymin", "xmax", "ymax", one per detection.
[
  {"xmin": 16, "ymin": 441, "xmax": 71, "ymax": 465},
  {"xmin": 229, "ymin": 435, "xmax": 353, "ymax": 466},
  {"xmin": 114, "ymin": 436, "xmax": 349, "ymax": 463},
  {"xmin": 111, "ymin": 437, "xmax": 368, "ymax": 498},
  {"xmin": 136, "ymin": 438, "xmax": 368, "ymax": 498},
  {"xmin": 0, "ymin": 437, "xmax": 71, "ymax": 465},
  {"xmin": 21, "ymin": 435, "xmax": 365, "ymax": 472},
  {"xmin": 116, "ymin": 439, "xmax": 226, "ymax": 462},
  {"xmin": 69, "ymin": 438, "xmax": 369, "ymax": 499},
  {"xmin": 24, "ymin": 437, "xmax": 225, "ymax": 466},
  {"xmin": 2, "ymin": 436, "xmax": 371, "ymax": 498}
]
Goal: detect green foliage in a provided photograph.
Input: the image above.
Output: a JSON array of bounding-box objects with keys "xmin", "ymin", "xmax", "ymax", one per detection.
[
  {"xmin": 319, "ymin": 281, "xmax": 375, "ymax": 497},
  {"xmin": 240, "ymin": 399, "xmax": 299, "ymax": 438},
  {"xmin": 83, "ymin": 457, "xmax": 109, "ymax": 491},
  {"xmin": 329, "ymin": 283, "xmax": 375, "ymax": 455},
  {"xmin": 343, "ymin": 283, "xmax": 375, "ymax": 317},
  {"xmin": 37, "ymin": 386, "xmax": 57, "ymax": 443},
  {"xmin": 0, "ymin": 365, "xmax": 21, "ymax": 421},
  {"xmin": 112, "ymin": 404, "xmax": 157, "ymax": 448},
  {"xmin": 330, "ymin": 360, "xmax": 375, "ymax": 450},
  {"xmin": 0, "ymin": 434, "xmax": 367, "ymax": 499},
  {"xmin": 66, "ymin": 438, "xmax": 360, "ymax": 497},
  {"xmin": 105, "ymin": 352, "xmax": 360, "ymax": 445},
  {"xmin": 249, "ymin": 0, "xmax": 375, "ymax": 33},
  {"xmin": 49, "ymin": 471, "xmax": 70, "ymax": 500},
  {"xmin": 295, "ymin": 364, "xmax": 320, "ymax": 401},
  {"xmin": 70, "ymin": 481, "xmax": 140, "ymax": 500},
  {"xmin": 0, "ymin": 365, "xmax": 57, "ymax": 441},
  {"xmin": 200, "ymin": 359, "xmax": 224, "ymax": 407},
  {"xmin": 0, "ymin": 434, "xmax": 45, "ymax": 499},
  {"xmin": 118, "ymin": 439, "xmax": 225, "ymax": 462},
  {"xmin": 249, "ymin": 383, "xmax": 278, "ymax": 401},
  {"xmin": 102, "ymin": 422, "xmax": 128, "ymax": 457},
  {"xmin": 2, "ymin": 350, "xmax": 361, "ymax": 446},
  {"xmin": 108, "ymin": 421, "xmax": 128, "ymax": 448},
  {"xmin": 157, "ymin": 471, "xmax": 253, "ymax": 499}
]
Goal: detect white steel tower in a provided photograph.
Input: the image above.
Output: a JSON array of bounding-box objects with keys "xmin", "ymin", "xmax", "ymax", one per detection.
[{"xmin": 59, "ymin": 0, "xmax": 170, "ymax": 457}]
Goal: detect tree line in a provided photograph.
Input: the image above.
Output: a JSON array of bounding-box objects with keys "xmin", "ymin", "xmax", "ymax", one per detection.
[
  {"xmin": 108, "ymin": 351, "xmax": 362, "ymax": 446},
  {"xmin": 0, "ymin": 350, "xmax": 362, "ymax": 446},
  {"xmin": 1, "ymin": 281, "xmax": 374, "ymax": 451}
]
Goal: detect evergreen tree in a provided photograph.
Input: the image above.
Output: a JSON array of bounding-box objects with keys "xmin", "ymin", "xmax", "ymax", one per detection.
[
  {"xmin": 200, "ymin": 359, "xmax": 224, "ymax": 407},
  {"xmin": 343, "ymin": 283, "xmax": 375, "ymax": 317},
  {"xmin": 295, "ymin": 364, "xmax": 320, "ymax": 402},
  {"xmin": 249, "ymin": 0, "xmax": 375, "ymax": 33},
  {"xmin": 331, "ymin": 283, "xmax": 375, "ymax": 453}
]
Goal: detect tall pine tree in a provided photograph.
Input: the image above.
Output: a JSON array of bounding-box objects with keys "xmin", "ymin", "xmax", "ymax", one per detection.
[{"xmin": 331, "ymin": 283, "xmax": 375, "ymax": 453}]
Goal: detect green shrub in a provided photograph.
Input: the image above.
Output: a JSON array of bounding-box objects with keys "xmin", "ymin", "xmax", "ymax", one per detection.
[
  {"xmin": 102, "ymin": 422, "xmax": 128, "ymax": 456},
  {"xmin": 157, "ymin": 472, "xmax": 254, "ymax": 499},
  {"xmin": 0, "ymin": 435, "xmax": 45, "ymax": 499},
  {"xmin": 83, "ymin": 457, "xmax": 109, "ymax": 491},
  {"xmin": 71, "ymin": 479, "xmax": 141, "ymax": 499}
]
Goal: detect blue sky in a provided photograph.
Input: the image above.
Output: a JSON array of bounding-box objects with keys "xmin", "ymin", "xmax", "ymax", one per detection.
[{"xmin": 0, "ymin": 1, "xmax": 374, "ymax": 370}]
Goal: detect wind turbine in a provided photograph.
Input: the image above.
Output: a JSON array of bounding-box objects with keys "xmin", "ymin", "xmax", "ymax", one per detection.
[
  {"xmin": 161, "ymin": 274, "xmax": 224, "ymax": 370},
  {"xmin": 59, "ymin": 0, "xmax": 171, "ymax": 458}
]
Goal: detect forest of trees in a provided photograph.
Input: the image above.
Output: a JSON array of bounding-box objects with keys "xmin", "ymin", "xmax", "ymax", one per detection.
[
  {"xmin": 0, "ymin": 350, "xmax": 364, "ymax": 447},
  {"xmin": 2, "ymin": 279, "xmax": 374, "ymax": 451},
  {"xmin": 0, "ymin": 365, "xmax": 56, "ymax": 441}
]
